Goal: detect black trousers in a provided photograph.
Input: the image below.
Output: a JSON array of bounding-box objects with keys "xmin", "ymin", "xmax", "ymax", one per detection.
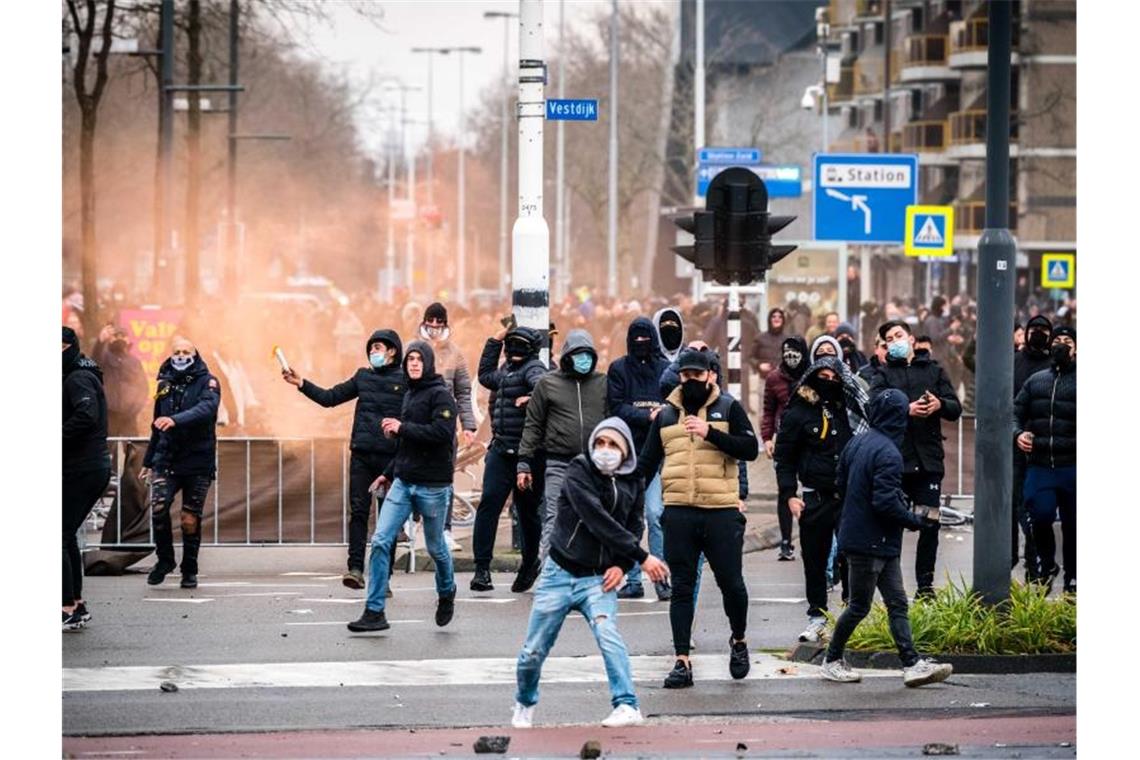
[
  {"xmin": 799, "ymin": 491, "xmax": 844, "ymax": 618},
  {"xmin": 348, "ymin": 451, "xmax": 398, "ymax": 573},
  {"xmin": 902, "ymin": 470, "xmax": 942, "ymax": 591},
  {"xmin": 150, "ymin": 470, "xmax": 212, "ymax": 576},
  {"xmin": 777, "ymin": 498, "xmax": 794, "ymax": 546},
  {"xmin": 1011, "ymin": 452, "xmax": 1037, "ymax": 576},
  {"xmin": 473, "ymin": 444, "xmax": 542, "ymax": 573},
  {"xmin": 663, "ymin": 505, "xmax": 749, "ymax": 656},
  {"xmin": 63, "ymin": 466, "xmax": 111, "ymax": 606},
  {"xmin": 826, "ymin": 553, "xmax": 920, "ymax": 668}
]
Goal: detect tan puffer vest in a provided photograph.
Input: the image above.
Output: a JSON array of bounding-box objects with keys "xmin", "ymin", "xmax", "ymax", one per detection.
[{"xmin": 659, "ymin": 384, "xmax": 739, "ymax": 508}]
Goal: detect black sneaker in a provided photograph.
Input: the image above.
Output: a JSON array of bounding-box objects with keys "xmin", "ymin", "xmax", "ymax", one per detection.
[
  {"xmin": 777, "ymin": 542, "xmax": 795, "ymax": 561},
  {"xmin": 75, "ymin": 602, "xmax": 91, "ymax": 623},
  {"xmin": 654, "ymin": 580, "xmax": 673, "ymax": 601},
  {"xmin": 511, "ymin": 563, "xmax": 540, "ymax": 593},
  {"xmin": 436, "ymin": 593, "xmax": 456, "ymax": 627},
  {"xmin": 617, "ymin": 583, "xmax": 645, "ymax": 599},
  {"xmin": 62, "ymin": 609, "xmax": 85, "ymax": 632},
  {"xmin": 913, "ymin": 586, "xmax": 936, "ymax": 603},
  {"xmin": 342, "ymin": 569, "xmax": 365, "ymax": 590},
  {"xmin": 147, "ymin": 561, "xmax": 176, "ymax": 586},
  {"xmin": 180, "ymin": 574, "xmax": 198, "ymax": 589},
  {"xmin": 470, "ymin": 568, "xmax": 494, "ymax": 592},
  {"xmin": 663, "ymin": 659, "xmax": 693, "ymax": 689},
  {"xmin": 347, "ymin": 609, "xmax": 390, "ymax": 632},
  {"xmin": 729, "ymin": 638, "xmax": 751, "ymax": 679}
]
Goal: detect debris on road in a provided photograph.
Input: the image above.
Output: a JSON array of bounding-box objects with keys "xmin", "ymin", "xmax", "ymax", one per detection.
[
  {"xmin": 159, "ymin": 682, "xmax": 178, "ymax": 693},
  {"xmin": 579, "ymin": 740, "xmax": 602, "ymax": 759},
  {"xmin": 736, "ymin": 741, "xmax": 749, "ymax": 752},
  {"xmin": 473, "ymin": 736, "xmax": 510, "ymax": 754},
  {"xmin": 968, "ymin": 702, "xmax": 991, "ymax": 708},
  {"xmin": 922, "ymin": 743, "xmax": 959, "ymax": 756},
  {"xmin": 776, "ymin": 666, "xmax": 798, "ymax": 675}
]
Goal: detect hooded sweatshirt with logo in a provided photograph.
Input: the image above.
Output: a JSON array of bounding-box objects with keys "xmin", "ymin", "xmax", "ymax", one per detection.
[
  {"xmin": 298, "ymin": 329, "xmax": 407, "ymax": 455},
  {"xmin": 606, "ymin": 317, "xmax": 669, "ymax": 452},
  {"xmin": 143, "ymin": 353, "xmax": 221, "ymax": 476},
  {"xmin": 517, "ymin": 329, "xmax": 608, "ymax": 472},
  {"xmin": 548, "ymin": 416, "xmax": 649, "ymax": 577},
  {"xmin": 384, "ymin": 341, "xmax": 459, "ymax": 486}
]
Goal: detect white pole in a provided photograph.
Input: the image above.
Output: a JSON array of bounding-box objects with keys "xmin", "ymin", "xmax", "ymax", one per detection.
[
  {"xmin": 514, "ymin": 0, "xmax": 550, "ymax": 365},
  {"xmin": 727, "ymin": 284, "xmax": 742, "ymax": 401},
  {"xmin": 692, "ymin": 0, "xmax": 705, "ymax": 304},
  {"xmin": 426, "ymin": 53, "xmax": 435, "ymax": 205},
  {"xmin": 406, "ymin": 138, "xmax": 416, "ymax": 295},
  {"xmin": 385, "ymin": 113, "xmax": 395, "ymax": 302},
  {"xmin": 607, "ymin": 0, "xmax": 619, "ymax": 298},
  {"xmin": 499, "ymin": 18, "xmax": 511, "ymax": 300},
  {"xmin": 457, "ymin": 53, "xmax": 467, "ymax": 305},
  {"xmin": 555, "ymin": 0, "xmax": 566, "ymax": 303}
]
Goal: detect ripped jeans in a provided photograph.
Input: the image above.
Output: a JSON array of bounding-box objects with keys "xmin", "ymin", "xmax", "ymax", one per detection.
[
  {"xmin": 150, "ymin": 471, "xmax": 213, "ymax": 576},
  {"xmin": 515, "ymin": 558, "xmax": 637, "ymax": 709}
]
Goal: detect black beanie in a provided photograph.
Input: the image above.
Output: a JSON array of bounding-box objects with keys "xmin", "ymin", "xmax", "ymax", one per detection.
[
  {"xmin": 424, "ymin": 302, "xmax": 448, "ymax": 324},
  {"xmin": 1051, "ymin": 325, "xmax": 1076, "ymax": 343}
]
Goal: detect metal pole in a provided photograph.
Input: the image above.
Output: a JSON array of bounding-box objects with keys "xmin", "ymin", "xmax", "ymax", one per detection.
[
  {"xmin": 692, "ymin": 0, "xmax": 705, "ymax": 303},
  {"xmin": 555, "ymin": 0, "xmax": 566, "ymax": 302},
  {"xmin": 224, "ymin": 0, "xmax": 239, "ymax": 301},
  {"xmin": 406, "ymin": 132, "xmax": 416, "ymax": 295},
  {"xmin": 820, "ymin": 35, "xmax": 829, "ymax": 151},
  {"xmin": 426, "ymin": 52, "xmax": 435, "ymax": 205},
  {"xmin": 499, "ymin": 16, "xmax": 511, "ymax": 300},
  {"xmin": 157, "ymin": 0, "xmax": 174, "ymax": 292},
  {"xmin": 727, "ymin": 285, "xmax": 742, "ymax": 400},
  {"xmin": 386, "ymin": 109, "xmax": 396, "ymax": 301},
  {"xmin": 607, "ymin": 0, "xmax": 619, "ymax": 298},
  {"xmin": 972, "ymin": 0, "xmax": 1015, "ymax": 605},
  {"xmin": 458, "ymin": 52, "xmax": 467, "ymax": 304},
  {"xmin": 514, "ymin": 0, "xmax": 551, "ymax": 365},
  {"xmin": 883, "ymin": 0, "xmax": 891, "ymax": 149}
]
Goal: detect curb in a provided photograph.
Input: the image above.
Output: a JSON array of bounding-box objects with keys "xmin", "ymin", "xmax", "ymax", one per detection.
[{"xmin": 786, "ymin": 642, "xmax": 1076, "ymax": 674}]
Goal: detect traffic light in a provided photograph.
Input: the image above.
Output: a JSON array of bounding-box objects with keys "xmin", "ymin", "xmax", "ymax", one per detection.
[{"xmin": 671, "ymin": 167, "xmax": 797, "ymax": 285}]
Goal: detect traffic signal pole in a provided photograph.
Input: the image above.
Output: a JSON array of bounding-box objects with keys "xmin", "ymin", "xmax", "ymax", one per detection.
[{"xmin": 513, "ymin": 0, "xmax": 550, "ymax": 364}]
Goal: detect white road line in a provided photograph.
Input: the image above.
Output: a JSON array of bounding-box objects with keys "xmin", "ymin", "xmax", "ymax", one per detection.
[
  {"xmin": 62, "ymin": 654, "xmax": 900, "ymax": 692},
  {"xmin": 214, "ymin": 592, "xmax": 302, "ymax": 598},
  {"xmin": 196, "ymin": 583, "xmax": 327, "ymax": 589},
  {"xmin": 297, "ymin": 598, "xmax": 364, "ymax": 604},
  {"xmin": 617, "ymin": 598, "xmax": 659, "ymax": 604},
  {"xmin": 286, "ymin": 620, "xmax": 424, "ymax": 627},
  {"xmin": 280, "ymin": 572, "xmax": 326, "ymax": 576},
  {"xmin": 619, "ymin": 611, "xmax": 670, "ymax": 617},
  {"xmin": 143, "ymin": 598, "xmax": 215, "ymax": 604},
  {"xmin": 750, "ymin": 597, "xmax": 807, "ymax": 604},
  {"xmin": 455, "ymin": 598, "xmax": 515, "ymax": 604}
]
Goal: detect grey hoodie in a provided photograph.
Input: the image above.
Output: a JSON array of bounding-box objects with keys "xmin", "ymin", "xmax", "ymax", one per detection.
[
  {"xmin": 653, "ymin": 307, "xmax": 686, "ymax": 363},
  {"xmin": 588, "ymin": 416, "xmax": 638, "ymax": 476}
]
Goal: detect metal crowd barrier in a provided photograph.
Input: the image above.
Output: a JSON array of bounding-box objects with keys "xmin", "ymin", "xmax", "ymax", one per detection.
[{"xmin": 943, "ymin": 414, "xmax": 977, "ymax": 500}]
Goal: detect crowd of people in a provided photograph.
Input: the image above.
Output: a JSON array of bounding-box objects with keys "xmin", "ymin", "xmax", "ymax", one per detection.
[{"xmin": 62, "ymin": 284, "xmax": 1077, "ymax": 727}]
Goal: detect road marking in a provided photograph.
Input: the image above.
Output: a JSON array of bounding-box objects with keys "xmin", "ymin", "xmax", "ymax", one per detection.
[
  {"xmin": 143, "ymin": 598, "xmax": 215, "ymax": 604},
  {"xmin": 215, "ymin": 592, "xmax": 302, "ymax": 598},
  {"xmin": 62, "ymin": 654, "xmax": 900, "ymax": 692},
  {"xmin": 619, "ymin": 611, "xmax": 670, "ymax": 617},
  {"xmin": 286, "ymin": 620, "xmax": 424, "ymax": 627},
  {"xmin": 750, "ymin": 597, "xmax": 807, "ymax": 604},
  {"xmin": 297, "ymin": 598, "xmax": 364, "ymax": 604},
  {"xmin": 617, "ymin": 597, "xmax": 659, "ymax": 604},
  {"xmin": 456, "ymin": 598, "xmax": 515, "ymax": 604},
  {"xmin": 280, "ymin": 572, "xmax": 326, "ymax": 576},
  {"xmin": 197, "ymin": 583, "xmax": 327, "ymax": 589}
]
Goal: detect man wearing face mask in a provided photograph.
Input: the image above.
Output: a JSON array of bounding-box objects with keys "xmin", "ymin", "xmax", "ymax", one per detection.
[
  {"xmin": 1014, "ymin": 327, "xmax": 1076, "ymax": 595},
  {"xmin": 141, "ymin": 337, "xmax": 221, "ymax": 590},
  {"xmin": 835, "ymin": 323, "xmax": 868, "ymax": 375},
  {"xmin": 761, "ymin": 336, "xmax": 809, "ymax": 560},
  {"xmin": 775, "ymin": 357, "xmax": 868, "ymax": 643},
  {"xmin": 869, "ymin": 320, "xmax": 962, "ymax": 599},
  {"xmin": 606, "ymin": 316, "xmax": 671, "ymax": 600},
  {"xmin": 1008, "ymin": 315, "xmax": 1053, "ymax": 580},
  {"xmin": 420, "ymin": 302, "xmax": 478, "ymax": 551},
  {"xmin": 284, "ymin": 329, "xmax": 406, "ymax": 590},
  {"xmin": 92, "ymin": 325, "xmax": 149, "ymax": 436},
  {"xmin": 517, "ymin": 329, "xmax": 608, "ymax": 562},
  {"xmin": 472, "ymin": 325, "xmax": 548, "ymax": 593},
  {"xmin": 652, "ymin": 308, "xmax": 686, "ymax": 364},
  {"xmin": 638, "ymin": 348, "xmax": 760, "ymax": 689}
]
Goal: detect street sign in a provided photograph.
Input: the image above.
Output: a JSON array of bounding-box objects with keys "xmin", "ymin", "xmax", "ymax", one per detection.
[
  {"xmin": 754, "ymin": 165, "xmax": 802, "ymax": 198},
  {"xmin": 1041, "ymin": 252, "xmax": 1075, "ymax": 288},
  {"xmin": 545, "ymin": 99, "xmax": 598, "ymax": 121},
  {"xmin": 904, "ymin": 205, "xmax": 954, "ymax": 257},
  {"xmin": 696, "ymin": 147, "xmax": 763, "ymax": 198},
  {"xmin": 812, "ymin": 153, "xmax": 919, "ymax": 244}
]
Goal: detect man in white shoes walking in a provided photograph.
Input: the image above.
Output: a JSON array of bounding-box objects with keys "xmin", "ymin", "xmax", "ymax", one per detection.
[
  {"xmin": 819, "ymin": 389, "xmax": 952, "ymax": 688},
  {"xmin": 512, "ymin": 418, "xmax": 669, "ymax": 729}
]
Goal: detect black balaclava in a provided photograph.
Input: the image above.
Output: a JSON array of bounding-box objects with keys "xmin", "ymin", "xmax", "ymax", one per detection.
[
  {"xmin": 63, "ymin": 326, "xmax": 80, "ymax": 372},
  {"xmin": 680, "ymin": 378, "xmax": 711, "ymax": 414},
  {"xmin": 1025, "ymin": 315, "xmax": 1053, "ymax": 356},
  {"xmin": 1050, "ymin": 326, "xmax": 1076, "ymax": 369},
  {"xmin": 505, "ymin": 334, "xmax": 532, "ymax": 364},
  {"xmin": 780, "ymin": 336, "xmax": 809, "ymax": 380},
  {"xmin": 805, "ymin": 365, "xmax": 843, "ymax": 404}
]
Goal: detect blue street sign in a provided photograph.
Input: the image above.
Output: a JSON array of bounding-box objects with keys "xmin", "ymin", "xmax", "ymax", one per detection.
[
  {"xmin": 812, "ymin": 153, "xmax": 919, "ymax": 244},
  {"xmin": 754, "ymin": 164, "xmax": 802, "ymax": 198},
  {"xmin": 545, "ymin": 99, "xmax": 598, "ymax": 121},
  {"xmin": 696, "ymin": 147, "xmax": 763, "ymax": 198}
]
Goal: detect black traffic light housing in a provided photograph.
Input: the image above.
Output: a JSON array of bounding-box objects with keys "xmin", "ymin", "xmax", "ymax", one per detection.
[{"xmin": 671, "ymin": 167, "xmax": 797, "ymax": 285}]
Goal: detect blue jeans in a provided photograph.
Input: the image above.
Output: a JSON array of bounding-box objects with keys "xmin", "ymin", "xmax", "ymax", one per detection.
[
  {"xmin": 365, "ymin": 479, "xmax": 456, "ymax": 612},
  {"xmin": 515, "ymin": 558, "xmax": 638, "ymax": 709},
  {"xmin": 625, "ymin": 474, "xmax": 664, "ymax": 588}
]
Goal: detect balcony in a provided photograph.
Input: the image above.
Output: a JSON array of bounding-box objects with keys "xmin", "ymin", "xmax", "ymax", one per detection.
[
  {"xmin": 898, "ymin": 34, "xmax": 959, "ymax": 83},
  {"xmin": 854, "ymin": 0, "xmax": 883, "ymax": 20},
  {"xmin": 954, "ymin": 201, "xmax": 1019, "ymax": 234},
  {"xmin": 902, "ymin": 120, "xmax": 948, "ymax": 153},
  {"xmin": 853, "ymin": 58, "xmax": 885, "ymax": 96},
  {"xmin": 828, "ymin": 64, "xmax": 855, "ymax": 104},
  {"xmin": 948, "ymin": 109, "xmax": 1020, "ymax": 158},
  {"xmin": 949, "ymin": 17, "xmax": 1020, "ymax": 67}
]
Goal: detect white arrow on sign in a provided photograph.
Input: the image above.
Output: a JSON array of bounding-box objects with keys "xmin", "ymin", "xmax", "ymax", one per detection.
[{"xmin": 825, "ymin": 188, "xmax": 872, "ymax": 235}]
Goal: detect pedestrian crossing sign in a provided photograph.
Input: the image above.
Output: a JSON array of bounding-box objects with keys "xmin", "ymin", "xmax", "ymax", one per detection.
[
  {"xmin": 1041, "ymin": 253, "xmax": 1075, "ymax": 288},
  {"xmin": 904, "ymin": 205, "xmax": 954, "ymax": 257}
]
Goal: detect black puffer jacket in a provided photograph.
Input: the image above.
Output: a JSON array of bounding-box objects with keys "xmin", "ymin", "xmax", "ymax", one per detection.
[
  {"xmin": 63, "ymin": 351, "xmax": 110, "ymax": 474},
  {"xmin": 606, "ymin": 317, "xmax": 669, "ymax": 452},
  {"xmin": 1014, "ymin": 361, "xmax": 1076, "ymax": 469},
  {"xmin": 386, "ymin": 341, "xmax": 458, "ymax": 486},
  {"xmin": 478, "ymin": 327, "xmax": 547, "ymax": 453},
  {"xmin": 868, "ymin": 353, "xmax": 962, "ymax": 475},
  {"xmin": 774, "ymin": 366, "xmax": 855, "ymax": 507},
  {"xmin": 299, "ymin": 329, "xmax": 407, "ymax": 455},
  {"xmin": 143, "ymin": 354, "xmax": 220, "ymax": 476}
]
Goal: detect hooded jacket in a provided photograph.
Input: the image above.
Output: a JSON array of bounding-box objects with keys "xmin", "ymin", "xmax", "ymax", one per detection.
[
  {"xmin": 1013, "ymin": 315, "xmax": 1054, "ymax": 396},
  {"xmin": 386, "ymin": 341, "xmax": 459, "ymax": 485},
  {"xmin": 298, "ymin": 329, "xmax": 407, "ymax": 456},
  {"xmin": 606, "ymin": 317, "xmax": 670, "ymax": 452},
  {"xmin": 478, "ymin": 326, "xmax": 548, "ymax": 452},
  {"xmin": 750, "ymin": 307, "xmax": 787, "ymax": 371},
  {"xmin": 836, "ymin": 389, "xmax": 927, "ymax": 558},
  {"xmin": 517, "ymin": 329, "xmax": 608, "ymax": 471},
  {"xmin": 652, "ymin": 307, "xmax": 686, "ymax": 363},
  {"xmin": 143, "ymin": 353, "xmax": 220, "ymax": 476},
  {"xmin": 549, "ymin": 417, "xmax": 649, "ymax": 577},
  {"xmin": 834, "ymin": 323, "xmax": 869, "ymax": 373},
  {"xmin": 1014, "ymin": 355, "xmax": 1076, "ymax": 469},
  {"xmin": 774, "ymin": 357, "xmax": 856, "ymax": 507},
  {"xmin": 63, "ymin": 350, "xmax": 110, "ymax": 474},
  {"xmin": 760, "ymin": 336, "xmax": 809, "ymax": 442},
  {"xmin": 867, "ymin": 351, "xmax": 962, "ymax": 475},
  {"xmin": 810, "ymin": 334, "xmax": 844, "ymax": 363}
]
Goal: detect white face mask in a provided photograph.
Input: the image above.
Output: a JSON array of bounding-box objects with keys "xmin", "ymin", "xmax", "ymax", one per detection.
[
  {"xmin": 171, "ymin": 355, "xmax": 194, "ymax": 372},
  {"xmin": 591, "ymin": 447, "xmax": 623, "ymax": 475}
]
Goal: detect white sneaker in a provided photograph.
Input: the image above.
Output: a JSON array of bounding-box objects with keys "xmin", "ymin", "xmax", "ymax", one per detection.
[
  {"xmin": 601, "ymin": 704, "xmax": 644, "ymax": 728},
  {"xmin": 798, "ymin": 616, "xmax": 829, "ymax": 643},
  {"xmin": 511, "ymin": 702, "xmax": 535, "ymax": 728},
  {"xmin": 444, "ymin": 530, "xmax": 461, "ymax": 552},
  {"xmin": 903, "ymin": 658, "xmax": 953, "ymax": 688},
  {"xmin": 819, "ymin": 658, "xmax": 862, "ymax": 683}
]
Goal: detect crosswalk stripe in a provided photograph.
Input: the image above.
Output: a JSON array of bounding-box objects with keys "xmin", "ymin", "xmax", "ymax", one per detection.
[
  {"xmin": 143, "ymin": 598, "xmax": 215, "ymax": 604},
  {"xmin": 62, "ymin": 654, "xmax": 900, "ymax": 692}
]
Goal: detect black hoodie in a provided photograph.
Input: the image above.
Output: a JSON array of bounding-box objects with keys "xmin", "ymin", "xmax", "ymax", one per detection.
[
  {"xmin": 63, "ymin": 350, "xmax": 110, "ymax": 474},
  {"xmin": 299, "ymin": 329, "xmax": 407, "ymax": 456},
  {"xmin": 1013, "ymin": 315, "xmax": 1054, "ymax": 396},
  {"xmin": 386, "ymin": 341, "xmax": 458, "ymax": 485},
  {"xmin": 143, "ymin": 353, "xmax": 221, "ymax": 476}
]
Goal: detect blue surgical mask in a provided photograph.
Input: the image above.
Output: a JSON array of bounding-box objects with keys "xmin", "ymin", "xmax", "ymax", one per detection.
[
  {"xmin": 171, "ymin": 355, "xmax": 194, "ymax": 372},
  {"xmin": 887, "ymin": 339, "xmax": 910, "ymax": 360},
  {"xmin": 369, "ymin": 352, "xmax": 389, "ymax": 369},
  {"xmin": 571, "ymin": 353, "xmax": 594, "ymax": 375}
]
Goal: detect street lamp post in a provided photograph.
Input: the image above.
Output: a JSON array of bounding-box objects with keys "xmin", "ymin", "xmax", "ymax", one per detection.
[
  {"xmin": 451, "ymin": 46, "xmax": 482, "ymax": 305},
  {"xmin": 410, "ymin": 47, "xmax": 449, "ymax": 205},
  {"xmin": 484, "ymin": 11, "xmax": 518, "ymax": 302},
  {"xmin": 607, "ymin": 0, "xmax": 619, "ymax": 298}
]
